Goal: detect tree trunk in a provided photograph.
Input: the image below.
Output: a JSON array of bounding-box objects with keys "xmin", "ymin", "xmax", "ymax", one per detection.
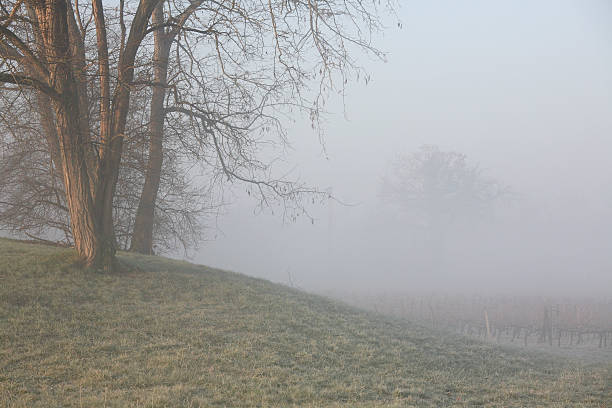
[
  {"xmin": 131, "ymin": 3, "xmax": 169, "ymax": 254},
  {"xmin": 6, "ymin": 0, "xmax": 161, "ymax": 270},
  {"xmin": 33, "ymin": 0, "xmax": 116, "ymax": 271}
]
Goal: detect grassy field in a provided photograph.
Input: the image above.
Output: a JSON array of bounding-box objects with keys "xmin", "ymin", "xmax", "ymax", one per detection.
[{"xmin": 1, "ymin": 238, "xmax": 610, "ymax": 407}]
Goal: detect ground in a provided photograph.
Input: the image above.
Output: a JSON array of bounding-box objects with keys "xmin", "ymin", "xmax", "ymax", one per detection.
[{"xmin": 1, "ymin": 238, "xmax": 610, "ymax": 407}]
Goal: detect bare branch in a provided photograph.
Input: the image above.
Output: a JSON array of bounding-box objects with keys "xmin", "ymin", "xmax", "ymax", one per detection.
[{"xmin": 0, "ymin": 71, "xmax": 58, "ymax": 98}]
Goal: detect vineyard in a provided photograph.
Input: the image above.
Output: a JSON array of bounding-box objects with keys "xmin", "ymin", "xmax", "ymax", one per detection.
[{"xmin": 336, "ymin": 292, "xmax": 612, "ymax": 353}]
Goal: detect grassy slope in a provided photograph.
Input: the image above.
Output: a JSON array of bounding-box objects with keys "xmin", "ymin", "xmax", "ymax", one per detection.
[{"xmin": 0, "ymin": 239, "xmax": 610, "ymax": 407}]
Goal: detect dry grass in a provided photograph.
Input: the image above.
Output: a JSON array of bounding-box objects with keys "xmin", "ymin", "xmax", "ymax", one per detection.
[{"xmin": 1, "ymin": 238, "xmax": 610, "ymax": 407}]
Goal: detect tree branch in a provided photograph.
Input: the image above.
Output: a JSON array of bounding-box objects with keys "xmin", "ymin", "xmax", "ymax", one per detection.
[
  {"xmin": 0, "ymin": 24, "xmax": 48, "ymax": 79},
  {"xmin": 0, "ymin": 71, "xmax": 58, "ymax": 99}
]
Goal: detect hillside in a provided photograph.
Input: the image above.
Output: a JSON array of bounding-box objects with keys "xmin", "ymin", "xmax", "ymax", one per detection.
[{"xmin": 1, "ymin": 238, "xmax": 610, "ymax": 407}]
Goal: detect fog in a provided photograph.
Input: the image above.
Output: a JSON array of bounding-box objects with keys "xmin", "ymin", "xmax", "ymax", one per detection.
[{"xmin": 194, "ymin": 0, "xmax": 612, "ymax": 297}]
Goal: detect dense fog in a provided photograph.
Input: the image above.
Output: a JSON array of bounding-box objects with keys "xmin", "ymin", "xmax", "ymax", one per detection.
[{"xmin": 194, "ymin": 0, "xmax": 612, "ymax": 297}]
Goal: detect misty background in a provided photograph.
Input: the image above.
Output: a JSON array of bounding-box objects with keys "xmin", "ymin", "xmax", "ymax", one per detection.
[{"xmin": 192, "ymin": 0, "xmax": 612, "ymax": 296}]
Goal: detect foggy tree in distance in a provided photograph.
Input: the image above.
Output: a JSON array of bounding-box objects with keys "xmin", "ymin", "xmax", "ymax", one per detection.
[
  {"xmin": 381, "ymin": 145, "xmax": 510, "ymax": 273},
  {"xmin": 382, "ymin": 145, "xmax": 509, "ymax": 228},
  {"xmin": 0, "ymin": 0, "xmax": 394, "ymax": 270}
]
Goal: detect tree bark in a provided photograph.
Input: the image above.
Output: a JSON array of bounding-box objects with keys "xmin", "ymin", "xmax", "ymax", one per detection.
[
  {"xmin": 89, "ymin": 0, "xmax": 159, "ymax": 260},
  {"xmin": 131, "ymin": 3, "xmax": 170, "ymax": 254},
  {"xmin": 31, "ymin": 0, "xmax": 116, "ymax": 270}
]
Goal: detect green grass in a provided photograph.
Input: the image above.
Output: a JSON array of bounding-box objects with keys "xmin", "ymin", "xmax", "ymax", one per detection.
[{"xmin": 0, "ymin": 238, "xmax": 610, "ymax": 407}]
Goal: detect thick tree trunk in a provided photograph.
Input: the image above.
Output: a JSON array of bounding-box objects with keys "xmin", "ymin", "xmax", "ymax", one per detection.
[
  {"xmin": 33, "ymin": 0, "xmax": 116, "ymax": 270},
  {"xmin": 57, "ymin": 102, "xmax": 116, "ymax": 271},
  {"xmin": 131, "ymin": 4, "xmax": 169, "ymax": 254},
  {"xmin": 18, "ymin": 0, "xmax": 159, "ymax": 270}
]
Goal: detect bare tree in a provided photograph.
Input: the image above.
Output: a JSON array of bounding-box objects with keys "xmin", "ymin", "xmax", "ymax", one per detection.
[
  {"xmin": 0, "ymin": 78, "xmax": 214, "ymax": 254},
  {"xmin": 381, "ymin": 145, "xmax": 510, "ymax": 273},
  {"xmin": 130, "ymin": 1, "xmax": 206, "ymax": 254},
  {"xmin": 0, "ymin": 2, "xmax": 214, "ymax": 254},
  {"xmin": 382, "ymin": 145, "xmax": 509, "ymax": 231},
  {"xmin": 1, "ymin": 0, "xmax": 393, "ymax": 270},
  {"xmin": 0, "ymin": 0, "xmax": 160, "ymax": 270}
]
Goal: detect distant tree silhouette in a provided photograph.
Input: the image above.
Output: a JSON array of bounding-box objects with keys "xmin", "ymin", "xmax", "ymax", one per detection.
[{"xmin": 381, "ymin": 145, "xmax": 510, "ymax": 273}]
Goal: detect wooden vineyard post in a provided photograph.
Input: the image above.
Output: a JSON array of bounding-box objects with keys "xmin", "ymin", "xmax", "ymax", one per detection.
[
  {"xmin": 539, "ymin": 307, "xmax": 553, "ymax": 346},
  {"xmin": 484, "ymin": 309, "xmax": 492, "ymax": 340}
]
